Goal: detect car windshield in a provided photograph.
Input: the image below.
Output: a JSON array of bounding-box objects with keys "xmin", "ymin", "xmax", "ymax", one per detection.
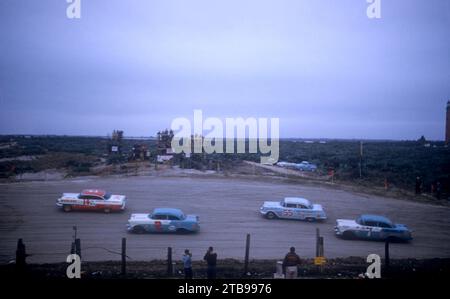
[{"xmin": 104, "ymin": 193, "xmax": 111, "ymax": 199}]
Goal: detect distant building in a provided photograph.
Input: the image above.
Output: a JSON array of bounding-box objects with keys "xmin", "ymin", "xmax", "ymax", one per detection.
[{"xmin": 446, "ymin": 101, "xmax": 450, "ymax": 144}]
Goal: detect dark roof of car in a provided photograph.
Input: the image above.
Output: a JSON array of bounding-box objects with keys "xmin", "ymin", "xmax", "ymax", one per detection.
[
  {"xmin": 360, "ymin": 214, "xmax": 392, "ymax": 224},
  {"xmin": 153, "ymin": 208, "xmax": 184, "ymax": 217}
]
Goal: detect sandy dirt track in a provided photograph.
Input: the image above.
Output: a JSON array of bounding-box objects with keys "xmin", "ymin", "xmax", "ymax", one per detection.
[{"xmin": 1, "ymin": 175, "xmax": 450, "ymax": 263}]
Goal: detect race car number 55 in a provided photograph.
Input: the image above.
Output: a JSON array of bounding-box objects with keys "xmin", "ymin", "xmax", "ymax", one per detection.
[
  {"xmin": 222, "ymin": 283, "xmax": 271, "ymax": 294},
  {"xmin": 282, "ymin": 210, "xmax": 293, "ymax": 217}
]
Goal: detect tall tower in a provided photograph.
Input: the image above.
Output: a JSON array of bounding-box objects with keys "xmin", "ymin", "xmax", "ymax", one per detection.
[{"xmin": 446, "ymin": 101, "xmax": 450, "ymax": 144}]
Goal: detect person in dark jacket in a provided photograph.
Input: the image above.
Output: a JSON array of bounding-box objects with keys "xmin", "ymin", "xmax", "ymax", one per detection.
[
  {"xmin": 282, "ymin": 247, "xmax": 301, "ymax": 279},
  {"xmin": 415, "ymin": 176, "xmax": 422, "ymax": 195},
  {"xmin": 203, "ymin": 246, "xmax": 217, "ymax": 279}
]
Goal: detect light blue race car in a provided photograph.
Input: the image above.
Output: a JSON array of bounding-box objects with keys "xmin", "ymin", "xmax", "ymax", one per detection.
[
  {"xmin": 127, "ymin": 208, "xmax": 200, "ymax": 234},
  {"xmin": 335, "ymin": 214, "xmax": 412, "ymax": 242}
]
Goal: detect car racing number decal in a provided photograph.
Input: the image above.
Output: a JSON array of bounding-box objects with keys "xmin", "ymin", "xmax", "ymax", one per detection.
[
  {"xmin": 83, "ymin": 199, "xmax": 96, "ymax": 207},
  {"xmin": 282, "ymin": 209, "xmax": 294, "ymax": 217},
  {"xmin": 154, "ymin": 221, "xmax": 162, "ymax": 231}
]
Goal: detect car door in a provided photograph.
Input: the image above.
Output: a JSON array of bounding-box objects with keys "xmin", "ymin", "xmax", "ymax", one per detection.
[
  {"xmin": 378, "ymin": 221, "xmax": 396, "ymax": 239},
  {"xmin": 78, "ymin": 195, "xmax": 97, "ymax": 210},
  {"xmin": 167, "ymin": 215, "xmax": 181, "ymax": 232},
  {"xmin": 365, "ymin": 221, "xmax": 382, "ymax": 239},
  {"xmin": 282, "ymin": 203, "xmax": 297, "ymax": 219},
  {"xmin": 296, "ymin": 204, "xmax": 312, "ymax": 220},
  {"xmin": 150, "ymin": 214, "xmax": 171, "ymax": 232},
  {"xmin": 88, "ymin": 195, "xmax": 103, "ymax": 210},
  {"xmin": 354, "ymin": 219, "xmax": 372, "ymax": 239}
]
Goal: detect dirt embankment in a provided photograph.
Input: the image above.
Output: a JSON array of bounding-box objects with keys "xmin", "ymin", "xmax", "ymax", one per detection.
[{"xmin": 2, "ymin": 258, "xmax": 450, "ymax": 279}]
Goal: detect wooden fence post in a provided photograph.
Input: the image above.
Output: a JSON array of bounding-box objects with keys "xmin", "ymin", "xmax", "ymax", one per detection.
[
  {"xmin": 167, "ymin": 247, "xmax": 173, "ymax": 277},
  {"xmin": 75, "ymin": 238, "xmax": 81, "ymax": 258},
  {"xmin": 121, "ymin": 238, "xmax": 126, "ymax": 276},
  {"xmin": 385, "ymin": 239, "xmax": 390, "ymax": 272},
  {"xmin": 244, "ymin": 234, "xmax": 251, "ymax": 275},
  {"xmin": 315, "ymin": 228, "xmax": 320, "ymax": 257}
]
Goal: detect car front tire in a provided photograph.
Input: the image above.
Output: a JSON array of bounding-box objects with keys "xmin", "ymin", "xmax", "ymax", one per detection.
[
  {"xmin": 63, "ymin": 205, "xmax": 72, "ymax": 212},
  {"xmin": 342, "ymin": 231, "xmax": 356, "ymax": 240},
  {"xmin": 266, "ymin": 212, "xmax": 277, "ymax": 219},
  {"xmin": 132, "ymin": 226, "xmax": 146, "ymax": 234}
]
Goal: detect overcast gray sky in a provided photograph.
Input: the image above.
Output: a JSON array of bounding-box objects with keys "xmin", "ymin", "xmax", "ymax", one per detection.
[{"xmin": 0, "ymin": 0, "xmax": 449, "ymax": 139}]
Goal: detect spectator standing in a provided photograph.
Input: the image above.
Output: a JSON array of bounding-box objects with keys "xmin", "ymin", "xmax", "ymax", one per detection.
[
  {"xmin": 436, "ymin": 181, "xmax": 442, "ymax": 200},
  {"xmin": 415, "ymin": 176, "xmax": 422, "ymax": 195},
  {"xmin": 182, "ymin": 249, "xmax": 193, "ymax": 279},
  {"xmin": 203, "ymin": 246, "xmax": 217, "ymax": 279},
  {"xmin": 282, "ymin": 247, "xmax": 301, "ymax": 279}
]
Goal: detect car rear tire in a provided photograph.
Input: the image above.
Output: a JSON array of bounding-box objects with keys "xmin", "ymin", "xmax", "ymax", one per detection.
[
  {"xmin": 266, "ymin": 212, "xmax": 277, "ymax": 219},
  {"xmin": 305, "ymin": 217, "xmax": 316, "ymax": 222},
  {"xmin": 103, "ymin": 208, "xmax": 111, "ymax": 214},
  {"xmin": 63, "ymin": 205, "xmax": 72, "ymax": 212}
]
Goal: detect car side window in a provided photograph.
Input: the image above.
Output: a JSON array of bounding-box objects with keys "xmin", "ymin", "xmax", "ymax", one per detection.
[
  {"xmin": 153, "ymin": 214, "xmax": 167, "ymax": 220},
  {"xmin": 365, "ymin": 221, "xmax": 378, "ymax": 227},
  {"xmin": 168, "ymin": 215, "xmax": 180, "ymax": 220},
  {"xmin": 378, "ymin": 222, "xmax": 391, "ymax": 228},
  {"xmin": 298, "ymin": 205, "xmax": 307, "ymax": 209},
  {"xmin": 286, "ymin": 203, "xmax": 296, "ymax": 208},
  {"xmin": 79, "ymin": 195, "xmax": 102, "ymax": 200}
]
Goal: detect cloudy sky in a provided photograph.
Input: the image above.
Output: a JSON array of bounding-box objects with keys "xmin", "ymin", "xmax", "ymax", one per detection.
[{"xmin": 0, "ymin": 0, "xmax": 449, "ymax": 139}]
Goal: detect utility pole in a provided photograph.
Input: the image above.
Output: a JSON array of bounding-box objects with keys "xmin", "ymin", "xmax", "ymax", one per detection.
[{"xmin": 359, "ymin": 141, "xmax": 363, "ymax": 179}]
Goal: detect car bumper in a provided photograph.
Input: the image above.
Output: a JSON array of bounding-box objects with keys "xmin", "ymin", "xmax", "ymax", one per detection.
[
  {"xmin": 316, "ymin": 214, "xmax": 327, "ymax": 220},
  {"xmin": 334, "ymin": 226, "xmax": 343, "ymax": 236}
]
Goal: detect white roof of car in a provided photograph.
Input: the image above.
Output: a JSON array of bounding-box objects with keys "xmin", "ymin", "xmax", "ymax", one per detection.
[{"xmin": 284, "ymin": 197, "xmax": 311, "ymax": 206}]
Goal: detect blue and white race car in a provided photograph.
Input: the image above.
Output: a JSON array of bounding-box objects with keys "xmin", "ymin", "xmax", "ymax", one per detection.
[
  {"xmin": 127, "ymin": 208, "xmax": 200, "ymax": 234},
  {"xmin": 335, "ymin": 214, "xmax": 412, "ymax": 242},
  {"xmin": 260, "ymin": 197, "xmax": 327, "ymax": 221}
]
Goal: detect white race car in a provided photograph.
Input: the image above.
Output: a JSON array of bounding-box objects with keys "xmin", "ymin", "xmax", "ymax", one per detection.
[
  {"xmin": 260, "ymin": 197, "xmax": 327, "ymax": 221},
  {"xmin": 56, "ymin": 189, "xmax": 126, "ymax": 213}
]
